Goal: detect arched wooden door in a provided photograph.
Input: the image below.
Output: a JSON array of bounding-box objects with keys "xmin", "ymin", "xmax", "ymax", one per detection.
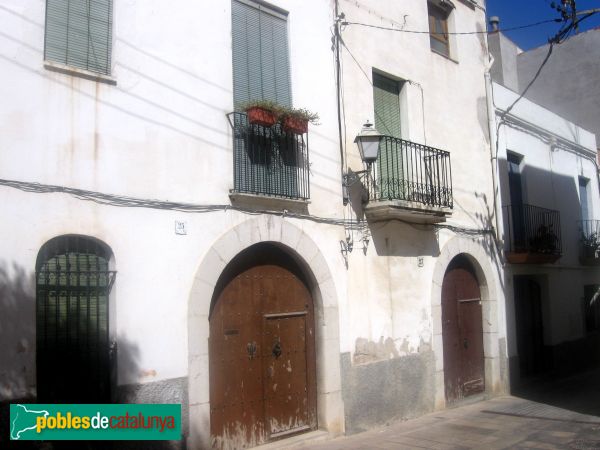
[
  {"xmin": 441, "ymin": 256, "xmax": 485, "ymax": 403},
  {"xmin": 209, "ymin": 264, "xmax": 317, "ymax": 449}
]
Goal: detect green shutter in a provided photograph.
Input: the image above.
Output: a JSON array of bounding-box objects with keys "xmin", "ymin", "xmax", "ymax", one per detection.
[
  {"xmin": 232, "ymin": 0, "xmax": 292, "ymax": 108},
  {"xmin": 232, "ymin": 0, "xmax": 295, "ymax": 198},
  {"xmin": 373, "ymin": 72, "xmax": 401, "ymax": 138},
  {"xmin": 373, "ymin": 72, "xmax": 402, "ymax": 199},
  {"xmin": 44, "ymin": 0, "xmax": 113, "ymax": 75}
]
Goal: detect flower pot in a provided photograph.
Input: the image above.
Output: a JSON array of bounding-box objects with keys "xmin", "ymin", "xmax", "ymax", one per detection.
[
  {"xmin": 246, "ymin": 107, "xmax": 277, "ymax": 127},
  {"xmin": 282, "ymin": 116, "xmax": 308, "ymax": 134}
]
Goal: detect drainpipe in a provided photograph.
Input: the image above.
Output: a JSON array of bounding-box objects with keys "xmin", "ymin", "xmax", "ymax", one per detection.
[{"xmin": 484, "ymin": 53, "xmax": 504, "ymax": 251}]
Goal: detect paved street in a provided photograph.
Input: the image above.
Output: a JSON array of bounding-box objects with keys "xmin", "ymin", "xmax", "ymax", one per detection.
[{"xmin": 293, "ymin": 369, "xmax": 600, "ymax": 450}]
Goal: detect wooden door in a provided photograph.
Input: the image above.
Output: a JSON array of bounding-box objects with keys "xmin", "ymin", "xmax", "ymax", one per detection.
[
  {"xmin": 209, "ymin": 264, "xmax": 316, "ymax": 449},
  {"xmin": 514, "ymin": 277, "xmax": 545, "ymax": 376},
  {"xmin": 442, "ymin": 257, "xmax": 485, "ymax": 403}
]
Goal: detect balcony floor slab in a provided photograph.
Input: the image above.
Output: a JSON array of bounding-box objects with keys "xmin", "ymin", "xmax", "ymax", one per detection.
[{"xmin": 364, "ymin": 199, "xmax": 452, "ymax": 224}]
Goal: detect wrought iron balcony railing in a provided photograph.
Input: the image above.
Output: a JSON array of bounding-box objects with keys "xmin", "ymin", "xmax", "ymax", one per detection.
[
  {"xmin": 364, "ymin": 136, "xmax": 453, "ymax": 209},
  {"xmin": 578, "ymin": 219, "xmax": 600, "ymax": 263},
  {"xmin": 503, "ymin": 203, "xmax": 562, "ymax": 259},
  {"xmin": 228, "ymin": 111, "xmax": 310, "ymax": 200}
]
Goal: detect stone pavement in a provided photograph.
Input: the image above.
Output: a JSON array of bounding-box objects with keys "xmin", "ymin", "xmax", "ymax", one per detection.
[{"xmin": 293, "ymin": 368, "xmax": 600, "ymax": 450}]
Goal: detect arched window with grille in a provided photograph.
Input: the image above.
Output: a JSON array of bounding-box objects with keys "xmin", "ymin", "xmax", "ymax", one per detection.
[{"xmin": 36, "ymin": 235, "xmax": 116, "ymax": 403}]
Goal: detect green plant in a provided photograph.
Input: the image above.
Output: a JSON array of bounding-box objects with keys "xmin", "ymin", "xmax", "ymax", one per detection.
[
  {"xmin": 529, "ymin": 224, "xmax": 558, "ymax": 254},
  {"xmin": 240, "ymin": 100, "xmax": 284, "ymax": 115},
  {"xmin": 280, "ymin": 106, "xmax": 320, "ymax": 124},
  {"xmin": 581, "ymin": 232, "xmax": 600, "ymax": 255}
]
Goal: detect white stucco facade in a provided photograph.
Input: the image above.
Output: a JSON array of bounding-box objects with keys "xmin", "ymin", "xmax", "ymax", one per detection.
[
  {"xmin": 492, "ymin": 80, "xmax": 600, "ymax": 382},
  {"xmin": 1, "ymin": 0, "xmax": 509, "ymax": 448}
]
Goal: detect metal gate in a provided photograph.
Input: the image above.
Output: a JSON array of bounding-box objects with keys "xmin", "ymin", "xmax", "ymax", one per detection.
[
  {"xmin": 36, "ymin": 236, "xmax": 115, "ymax": 403},
  {"xmin": 209, "ymin": 264, "xmax": 317, "ymax": 449},
  {"xmin": 442, "ymin": 256, "xmax": 485, "ymax": 403}
]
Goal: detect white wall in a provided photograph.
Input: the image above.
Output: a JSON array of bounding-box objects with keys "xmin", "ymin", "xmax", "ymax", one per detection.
[
  {"xmin": 0, "ymin": 0, "xmax": 508, "ymax": 440},
  {"xmin": 0, "ymin": 0, "xmax": 344, "ymax": 398},
  {"xmin": 493, "ymin": 82, "xmax": 600, "ymax": 356}
]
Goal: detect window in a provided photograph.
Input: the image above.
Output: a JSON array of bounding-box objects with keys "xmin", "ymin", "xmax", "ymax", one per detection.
[
  {"xmin": 44, "ymin": 0, "xmax": 113, "ymax": 75},
  {"xmin": 231, "ymin": 1, "xmax": 308, "ymax": 200},
  {"xmin": 428, "ymin": 2, "xmax": 450, "ymax": 57},
  {"xmin": 373, "ymin": 72, "xmax": 402, "ymax": 139},
  {"xmin": 579, "ymin": 177, "xmax": 591, "ymax": 221},
  {"xmin": 373, "ymin": 71, "xmax": 403, "ymax": 199},
  {"xmin": 584, "ymin": 284, "xmax": 600, "ymax": 333},
  {"xmin": 36, "ymin": 235, "xmax": 115, "ymax": 402},
  {"xmin": 232, "ymin": 0, "xmax": 291, "ymax": 109}
]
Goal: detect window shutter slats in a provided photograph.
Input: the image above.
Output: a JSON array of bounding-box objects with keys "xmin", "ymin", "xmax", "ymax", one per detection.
[
  {"xmin": 232, "ymin": 0, "xmax": 291, "ymax": 108},
  {"xmin": 373, "ymin": 73, "xmax": 401, "ymax": 138},
  {"xmin": 373, "ymin": 73, "xmax": 403, "ymax": 199},
  {"xmin": 44, "ymin": 0, "xmax": 113, "ymax": 75}
]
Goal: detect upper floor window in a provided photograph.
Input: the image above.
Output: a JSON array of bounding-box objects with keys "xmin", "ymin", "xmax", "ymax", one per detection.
[
  {"xmin": 428, "ymin": 1, "xmax": 451, "ymax": 57},
  {"xmin": 373, "ymin": 71, "xmax": 403, "ymax": 139},
  {"xmin": 232, "ymin": 0, "xmax": 291, "ymax": 109},
  {"xmin": 44, "ymin": 0, "xmax": 113, "ymax": 76},
  {"xmin": 579, "ymin": 177, "xmax": 591, "ymax": 221}
]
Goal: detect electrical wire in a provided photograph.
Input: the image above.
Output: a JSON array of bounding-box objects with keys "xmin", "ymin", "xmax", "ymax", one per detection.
[
  {"xmin": 0, "ymin": 177, "xmax": 494, "ymax": 237},
  {"xmin": 341, "ymin": 18, "xmax": 562, "ymax": 35}
]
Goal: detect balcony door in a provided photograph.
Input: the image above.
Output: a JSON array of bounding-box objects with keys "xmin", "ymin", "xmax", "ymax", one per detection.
[
  {"xmin": 373, "ymin": 72, "xmax": 403, "ymax": 200},
  {"xmin": 507, "ymin": 153, "xmax": 525, "ymax": 250},
  {"xmin": 231, "ymin": 0, "xmax": 302, "ymax": 199}
]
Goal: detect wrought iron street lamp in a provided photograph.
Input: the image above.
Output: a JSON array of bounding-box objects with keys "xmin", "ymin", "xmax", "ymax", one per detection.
[{"xmin": 354, "ymin": 121, "xmax": 383, "ymax": 164}]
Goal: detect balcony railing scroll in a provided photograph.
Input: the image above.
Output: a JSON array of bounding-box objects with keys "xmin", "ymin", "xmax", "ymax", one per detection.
[
  {"xmin": 503, "ymin": 203, "xmax": 562, "ymax": 257},
  {"xmin": 228, "ymin": 111, "xmax": 310, "ymax": 200},
  {"xmin": 364, "ymin": 136, "xmax": 453, "ymax": 209}
]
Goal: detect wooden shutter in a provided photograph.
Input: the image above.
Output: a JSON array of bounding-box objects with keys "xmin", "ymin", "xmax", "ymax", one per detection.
[
  {"xmin": 373, "ymin": 72, "xmax": 402, "ymax": 199},
  {"xmin": 44, "ymin": 0, "xmax": 113, "ymax": 75},
  {"xmin": 232, "ymin": 0, "xmax": 292, "ymax": 109},
  {"xmin": 428, "ymin": 3, "xmax": 450, "ymax": 57},
  {"xmin": 373, "ymin": 72, "xmax": 401, "ymax": 138},
  {"xmin": 232, "ymin": 0, "xmax": 296, "ymax": 198}
]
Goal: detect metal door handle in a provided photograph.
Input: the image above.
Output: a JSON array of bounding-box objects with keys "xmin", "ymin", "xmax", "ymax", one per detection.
[
  {"xmin": 272, "ymin": 340, "xmax": 282, "ymax": 358},
  {"xmin": 463, "ymin": 338, "xmax": 469, "ymax": 349}
]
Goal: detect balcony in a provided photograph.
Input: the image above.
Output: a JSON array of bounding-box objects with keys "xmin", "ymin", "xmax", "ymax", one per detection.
[
  {"xmin": 228, "ymin": 112, "xmax": 310, "ymax": 210},
  {"xmin": 578, "ymin": 220, "xmax": 600, "ymax": 266},
  {"xmin": 363, "ymin": 136, "xmax": 453, "ymax": 223},
  {"xmin": 503, "ymin": 204, "xmax": 562, "ymax": 264}
]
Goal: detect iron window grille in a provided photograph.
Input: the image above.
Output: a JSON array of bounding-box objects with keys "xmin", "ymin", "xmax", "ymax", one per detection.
[
  {"xmin": 503, "ymin": 204, "xmax": 562, "ymax": 256},
  {"xmin": 364, "ymin": 135, "xmax": 453, "ymax": 209},
  {"xmin": 36, "ymin": 235, "xmax": 116, "ymax": 403},
  {"xmin": 228, "ymin": 111, "xmax": 310, "ymax": 200}
]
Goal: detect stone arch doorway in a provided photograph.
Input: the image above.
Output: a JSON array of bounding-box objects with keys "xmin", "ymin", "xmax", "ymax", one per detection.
[
  {"xmin": 209, "ymin": 244, "xmax": 317, "ymax": 449},
  {"xmin": 441, "ymin": 254, "xmax": 485, "ymax": 403},
  {"xmin": 36, "ymin": 235, "xmax": 116, "ymax": 403}
]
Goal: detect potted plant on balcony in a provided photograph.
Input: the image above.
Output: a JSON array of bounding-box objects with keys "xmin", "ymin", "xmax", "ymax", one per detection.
[
  {"xmin": 280, "ymin": 107, "xmax": 319, "ymax": 135},
  {"xmin": 581, "ymin": 232, "xmax": 600, "ymax": 260},
  {"xmin": 241, "ymin": 100, "xmax": 281, "ymax": 127}
]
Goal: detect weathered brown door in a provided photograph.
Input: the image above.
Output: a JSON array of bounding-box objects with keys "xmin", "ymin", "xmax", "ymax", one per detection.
[
  {"xmin": 209, "ymin": 264, "xmax": 316, "ymax": 449},
  {"xmin": 442, "ymin": 256, "xmax": 485, "ymax": 403}
]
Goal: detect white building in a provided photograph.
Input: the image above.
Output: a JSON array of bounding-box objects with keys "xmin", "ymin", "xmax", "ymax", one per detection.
[
  {"xmin": 489, "ymin": 30, "xmax": 600, "ymax": 387},
  {"xmin": 1, "ymin": 0, "xmax": 507, "ymax": 448}
]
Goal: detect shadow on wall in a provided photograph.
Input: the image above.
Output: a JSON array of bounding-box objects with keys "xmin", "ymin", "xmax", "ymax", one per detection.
[
  {"xmin": 369, "ymin": 220, "xmax": 441, "ymax": 257},
  {"xmin": 0, "ymin": 260, "xmax": 180, "ymax": 449},
  {"xmin": 0, "ymin": 261, "xmax": 36, "ymax": 403},
  {"xmin": 497, "ymin": 156, "xmax": 582, "ymax": 264}
]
